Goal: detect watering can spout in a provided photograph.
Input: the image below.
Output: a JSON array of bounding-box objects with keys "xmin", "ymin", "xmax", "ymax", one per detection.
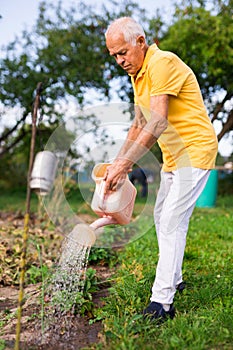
[
  {"xmin": 67, "ymin": 217, "xmax": 117, "ymax": 248},
  {"xmin": 90, "ymin": 216, "xmax": 118, "ymax": 230},
  {"xmin": 67, "ymin": 223, "xmax": 96, "ymax": 247}
]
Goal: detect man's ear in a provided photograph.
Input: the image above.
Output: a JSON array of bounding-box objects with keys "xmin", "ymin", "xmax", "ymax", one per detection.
[{"xmin": 136, "ymin": 35, "xmax": 146, "ymax": 47}]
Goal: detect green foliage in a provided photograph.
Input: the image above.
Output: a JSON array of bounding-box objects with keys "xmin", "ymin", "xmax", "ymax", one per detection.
[
  {"xmin": 1, "ymin": 0, "xmax": 232, "ymax": 189},
  {"xmin": 158, "ymin": 0, "xmax": 233, "ymax": 141},
  {"xmin": 160, "ymin": 2, "xmax": 233, "ymax": 95},
  {"xmin": 25, "ymin": 264, "xmax": 50, "ymax": 284},
  {"xmin": 76, "ymin": 268, "xmax": 99, "ymax": 315},
  {"xmin": 0, "ymin": 0, "xmax": 148, "ymax": 186},
  {"xmin": 0, "ymin": 186, "xmax": 38, "ymax": 211},
  {"xmin": 218, "ymin": 174, "xmax": 233, "ymax": 196},
  {"xmin": 0, "ymin": 339, "xmax": 6, "ymax": 350},
  {"xmin": 0, "ymin": 0, "xmax": 146, "ymax": 123},
  {"xmin": 0, "ymin": 122, "xmax": 59, "ymax": 188},
  {"xmin": 89, "ymin": 247, "xmax": 117, "ymax": 265},
  {"xmin": 50, "ymin": 267, "xmax": 99, "ymax": 316}
]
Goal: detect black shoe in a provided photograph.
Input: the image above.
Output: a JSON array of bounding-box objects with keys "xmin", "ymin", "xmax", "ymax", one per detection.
[
  {"xmin": 176, "ymin": 281, "xmax": 186, "ymax": 293},
  {"xmin": 143, "ymin": 302, "xmax": 175, "ymax": 322}
]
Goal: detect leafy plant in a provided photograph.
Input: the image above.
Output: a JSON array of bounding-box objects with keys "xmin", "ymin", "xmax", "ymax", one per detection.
[
  {"xmin": 25, "ymin": 264, "xmax": 50, "ymax": 284},
  {"xmin": 89, "ymin": 247, "xmax": 117, "ymax": 265},
  {"xmin": 74, "ymin": 268, "xmax": 99, "ymax": 316},
  {"xmin": 49, "ymin": 268, "xmax": 99, "ymax": 316}
]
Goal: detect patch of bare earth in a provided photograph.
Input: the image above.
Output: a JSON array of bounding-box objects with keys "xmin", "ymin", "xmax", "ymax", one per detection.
[
  {"xmin": 0, "ymin": 212, "xmax": 114, "ymax": 349},
  {"xmin": 0, "ymin": 266, "xmax": 113, "ymax": 349}
]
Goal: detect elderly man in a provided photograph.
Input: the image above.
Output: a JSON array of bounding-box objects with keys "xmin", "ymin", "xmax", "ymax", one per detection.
[{"xmin": 104, "ymin": 17, "xmax": 218, "ymax": 321}]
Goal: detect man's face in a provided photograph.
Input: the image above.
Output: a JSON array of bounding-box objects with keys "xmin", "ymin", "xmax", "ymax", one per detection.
[{"xmin": 106, "ymin": 33, "xmax": 146, "ymax": 75}]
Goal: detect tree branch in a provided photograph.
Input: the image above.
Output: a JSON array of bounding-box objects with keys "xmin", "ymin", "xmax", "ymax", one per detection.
[
  {"xmin": 0, "ymin": 128, "xmax": 27, "ymax": 158},
  {"xmin": 0, "ymin": 112, "xmax": 29, "ymax": 143},
  {"xmin": 217, "ymin": 109, "xmax": 233, "ymax": 142},
  {"xmin": 211, "ymin": 92, "xmax": 233, "ymax": 122}
]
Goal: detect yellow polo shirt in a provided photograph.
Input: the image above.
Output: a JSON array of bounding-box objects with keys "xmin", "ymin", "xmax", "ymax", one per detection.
[{"xmin": 131, "ymin": 44, "xmax": 218, "ymax": 171}]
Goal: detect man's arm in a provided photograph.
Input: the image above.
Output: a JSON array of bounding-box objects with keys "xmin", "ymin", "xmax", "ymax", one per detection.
[
  {"xmin": 116, "ymin": 104, "xmax": 147, "ymax": 159},
  {"xmin": 105, "ymin": 95, "xmax": 169, "ymax": 192}
]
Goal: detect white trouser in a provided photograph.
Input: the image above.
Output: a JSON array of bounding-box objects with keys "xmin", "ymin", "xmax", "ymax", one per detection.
[{"xmin": 151, "ymin": 167, "xmax": 210, "ymax": 304}]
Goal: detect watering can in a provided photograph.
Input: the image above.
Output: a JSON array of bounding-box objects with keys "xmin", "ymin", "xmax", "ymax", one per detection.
[
  {"xmin": 68, "ymin": 163, "xmax": 137, "ymax": 247},
  {"xmin": 91, "ymin": 163, "xmax": 137, "ymax": 225}
]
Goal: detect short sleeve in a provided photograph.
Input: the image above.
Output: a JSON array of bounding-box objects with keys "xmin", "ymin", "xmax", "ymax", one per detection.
[{"xmin": 148, "ymin": 54, "xmax": 188, "ymax": 97}]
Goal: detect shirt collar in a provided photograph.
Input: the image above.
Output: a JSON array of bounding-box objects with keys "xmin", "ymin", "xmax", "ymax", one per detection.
[{"xmin": 130, "ymin": 43, "xmax": 159, "ymax": 80}]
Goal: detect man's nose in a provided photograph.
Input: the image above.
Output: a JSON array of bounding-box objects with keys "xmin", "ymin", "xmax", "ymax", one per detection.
[{"xmin": 116, "ymin": 55, "xmax": 125, "ymax": 65}]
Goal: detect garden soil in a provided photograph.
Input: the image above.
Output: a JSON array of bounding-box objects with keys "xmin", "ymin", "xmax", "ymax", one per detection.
[{"xmin": 0, "ymin": 211, "xmax": 113, "ymax": 349}]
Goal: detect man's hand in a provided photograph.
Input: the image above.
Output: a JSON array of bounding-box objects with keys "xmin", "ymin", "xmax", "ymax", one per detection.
[{"xmin": 104, "ymin": 161, "xmax": 132, "ymax": 194}]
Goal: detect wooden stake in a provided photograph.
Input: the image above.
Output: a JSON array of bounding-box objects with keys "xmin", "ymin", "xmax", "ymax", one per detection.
[{"xmin": 15, "ymin": 82, "xmax": 43, "ymax": 350}]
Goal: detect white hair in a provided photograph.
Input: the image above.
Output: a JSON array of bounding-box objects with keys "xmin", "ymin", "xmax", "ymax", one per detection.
[{"xmin": 105, "ymin": 17, "xmax": 146, "ymax": 46}]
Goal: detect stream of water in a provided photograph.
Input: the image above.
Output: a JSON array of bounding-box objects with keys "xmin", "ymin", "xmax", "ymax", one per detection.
[{"xmin": 32, "ymin": 230, "xmax": 92, "ymax": 347}]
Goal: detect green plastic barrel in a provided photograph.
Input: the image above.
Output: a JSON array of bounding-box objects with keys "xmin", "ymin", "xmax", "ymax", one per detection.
[{"xmin": 196, "ymin": 169, "xmax": 218, "ymax": 208}]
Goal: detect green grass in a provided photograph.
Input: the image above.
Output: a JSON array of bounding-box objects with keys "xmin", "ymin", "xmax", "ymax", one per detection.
[
  {"xmin": 0, "ymin": 187, "xmax": 39, "ymax": 212},
  {"xmin": 0, "ymin": 183, "xmax": 92, "ymax": 215},
  {"xmin": 91, "ymin": 195, "xmax": 233, "ymax": 350}
]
